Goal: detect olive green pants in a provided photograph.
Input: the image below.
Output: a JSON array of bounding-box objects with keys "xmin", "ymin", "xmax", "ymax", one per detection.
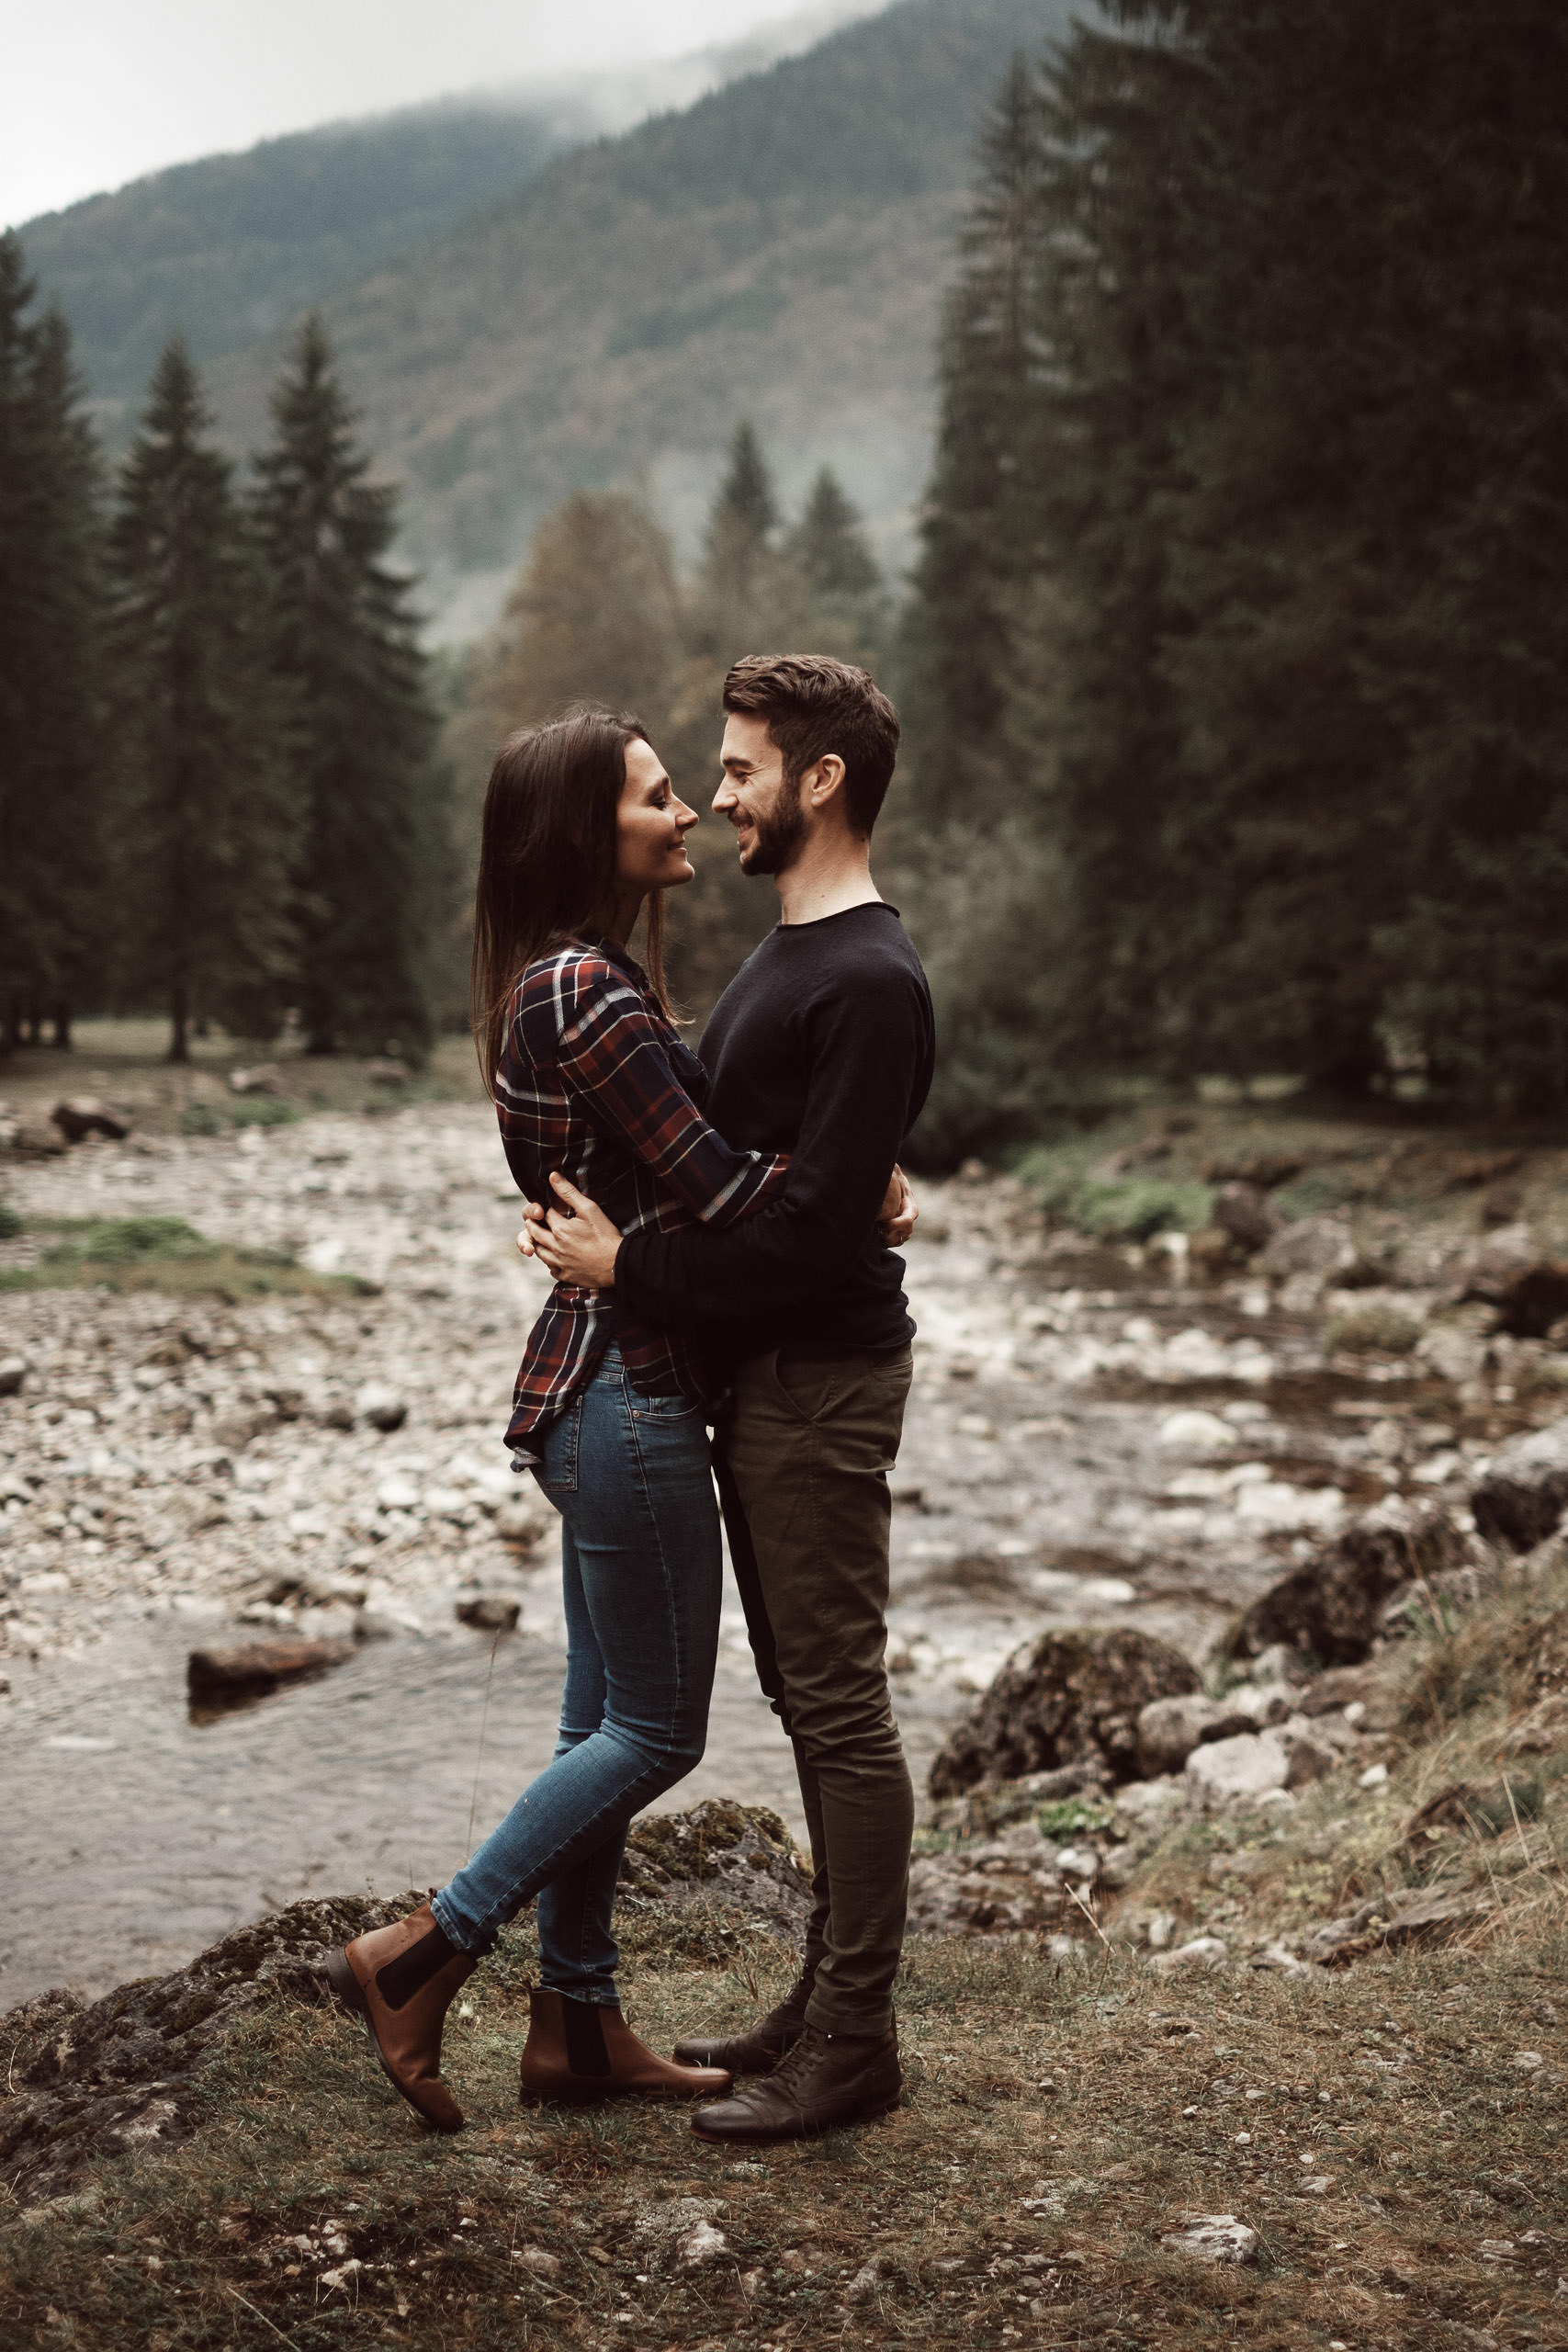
[{"xmin": 715, "ymin": 1341, "xmax": 915, "ymax": 2037}]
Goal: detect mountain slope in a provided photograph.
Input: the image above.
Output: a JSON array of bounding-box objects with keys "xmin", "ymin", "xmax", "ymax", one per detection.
[
  {"xmin": 17, "ymin": 4, "xmax": 881, "ymax": 427},
  {"xmin": 18, "ymin": 103, "xmax": 585, "ymax": 413},
  {"xmin": 202, "ymin": 0, "xmax": 1078, "ymax": 631}
]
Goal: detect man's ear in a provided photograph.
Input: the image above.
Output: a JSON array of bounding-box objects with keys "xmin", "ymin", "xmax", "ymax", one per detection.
[{"xmin": 805, "ymin": 753, "xmax": 848, "ymax": 810}]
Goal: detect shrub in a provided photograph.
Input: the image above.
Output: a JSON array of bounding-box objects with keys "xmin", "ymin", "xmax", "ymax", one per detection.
[{"xmin": 231, "ymin": 1095, "xmax": 298, "ymax": 1128}]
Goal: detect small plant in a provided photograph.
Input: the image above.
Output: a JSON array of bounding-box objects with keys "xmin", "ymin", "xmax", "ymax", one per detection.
[
  {"xmin": 231, "ymin": 1095, "xmax": 298, "ymax": 1128},
  {"xmin": 179, "ymin": 1101, "xmax": 226, "ymax": 1136},
  {"xmin": 1036, "ymin": 1797, "xmax": 1115, "ymax": 1838},
  {"xmin": 0, "ymin": 1203, "xmax": 21, "ymax": 1240},
  {"xmin": 1014, "ymin": 1143, "xmax": 1211, "ymax": 1244},
  {"xmin": 1323, "ymin": 1301, "xmax": 1422, "ymax": 1356}
]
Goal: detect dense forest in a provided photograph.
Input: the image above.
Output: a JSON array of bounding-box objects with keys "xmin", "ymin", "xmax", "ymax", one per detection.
[
  {"xmin": 5, "ymin": 0, "xmax": 1567, "ymax": 1166},
  {"xmin": 0, "ymin": 238, "xmax": 446, "ymax": 1061},
  {"xmin": 893, "ymin": 0, "xmax": 1568, "ymax": 1157}
]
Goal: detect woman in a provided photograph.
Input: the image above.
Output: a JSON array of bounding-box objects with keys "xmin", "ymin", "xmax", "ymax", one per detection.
[{"xmin": 328, "ymin": 708, "xmax": 795, "ymax": 2130}]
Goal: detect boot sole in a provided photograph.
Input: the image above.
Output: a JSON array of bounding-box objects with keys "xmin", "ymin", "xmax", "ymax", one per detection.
[
  {"xmin": 327, "ymin": 1948, "xmax": 463, "ymax": 2134},
  {"xmin": 520, "ymin": 2080, "xmax": 726, "ymax": 2108},
  {"xmin": 671, "ymin": 2045, "xmax": 795, "ymax": 2074},
  {"xmin": 691, "ymin": 2092, "xmax": 901, "ymax": 2145}
]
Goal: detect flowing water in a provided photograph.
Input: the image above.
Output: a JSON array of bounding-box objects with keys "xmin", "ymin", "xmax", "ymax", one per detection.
[{"xmin": 0, "ymin": 1108, "xmax": 1485, "ymax": 2007}]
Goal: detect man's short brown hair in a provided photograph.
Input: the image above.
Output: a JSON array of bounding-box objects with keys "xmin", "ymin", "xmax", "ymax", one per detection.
[{"xmin": 722, "ymin": 652, "xmax": 900, "ymax": 838}]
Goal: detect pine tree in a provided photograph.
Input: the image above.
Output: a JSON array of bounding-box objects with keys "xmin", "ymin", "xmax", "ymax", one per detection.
[
  {"xmin": 713, "ymin": 420, "xmax": 778, "ymax": 550},
  {"xmin": 0, "ymin": 235, "xmax": 104, "ymax": 1053},
  {"xmin": 787, "ymin": 467, "xmax": 886, "ymax": 653},
  {"xmin": 107, "ymin": 337, "xmax": 299, "ymax": 1061},
  {"xmin": 253, "ymin": 313, "xmax": 446, "ymax": 1057},
  {"xmin": 897, "ymin": 51, "xmax": 1050, "ymax": 837}
]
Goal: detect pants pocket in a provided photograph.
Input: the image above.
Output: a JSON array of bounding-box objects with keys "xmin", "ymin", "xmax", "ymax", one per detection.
[{"xmin": 631, "ymin": 1390, "xmax": 704, "ymax": 1422}]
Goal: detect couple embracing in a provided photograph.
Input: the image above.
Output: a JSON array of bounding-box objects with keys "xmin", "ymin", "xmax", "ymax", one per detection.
[{"xmin": 329, "ymin": 653, "xmax": 934, "ymax": 2148}]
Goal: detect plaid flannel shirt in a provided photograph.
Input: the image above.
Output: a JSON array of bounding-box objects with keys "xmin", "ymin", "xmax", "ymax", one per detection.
[{"xmin": 498, "ymin": 939, "xmax": 788, "ymax": 1448}]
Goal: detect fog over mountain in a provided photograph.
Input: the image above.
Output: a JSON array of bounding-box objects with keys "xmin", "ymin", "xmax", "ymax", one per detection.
[{"xmin": 24, "ymin": 0, "xmax": 1077, "ymax": 637}]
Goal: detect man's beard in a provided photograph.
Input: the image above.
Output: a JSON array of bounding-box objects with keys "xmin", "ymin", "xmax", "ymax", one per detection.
[{"xmin": 737, "ymin": 781, "xmax": 807, "ymax": 876}]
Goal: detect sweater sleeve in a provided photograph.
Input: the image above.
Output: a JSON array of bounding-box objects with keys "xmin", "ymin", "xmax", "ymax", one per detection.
[
  {"xmin": 552, "ymin": 958, "xmax": 786, "ymax": 1226},
  {"xmin": 614, "ymin": 961, "xmax": 923, "ymax": 1324}
]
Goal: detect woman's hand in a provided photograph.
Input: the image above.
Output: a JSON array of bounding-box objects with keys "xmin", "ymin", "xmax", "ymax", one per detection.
[
  {"xmin": 878, "ymin": 1164, "xmax": 918, "ymax": 1248},
  {"xmin": 515, "ymin": 1199, "xmax": 546, "ymax": 1258},
  {"xmin": 531, "ymin": 1172, "xmax": 624, "ymax": 1291}
]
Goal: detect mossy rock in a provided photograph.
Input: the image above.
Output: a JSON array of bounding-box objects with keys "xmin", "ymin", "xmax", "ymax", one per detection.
[{"xmin": 928, "ymin": 1629, "xmax": 1201, "ymax": 1799}]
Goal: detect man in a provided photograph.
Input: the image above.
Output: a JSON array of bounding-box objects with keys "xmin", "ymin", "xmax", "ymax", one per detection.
[{"xmin": 535, "ymin": 652, "xmax": 934, "ymax": 2143}]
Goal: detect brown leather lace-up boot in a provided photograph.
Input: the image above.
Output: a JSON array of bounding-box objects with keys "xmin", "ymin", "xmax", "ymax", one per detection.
[
  {"xmin": 690, "ymin": 2023, "xmax": 900, "ymax": 2143},
  {"xmin": 672, "ymin": 1967, "xmax": 814, "ymax": 2075},
  {"xmin": 519, "ymin": 1988, "xmax": 731, "ymax": 2105},
  {"xmin": 327, "ymin": 1903, "xmax": 477, "ymax": 2133}
]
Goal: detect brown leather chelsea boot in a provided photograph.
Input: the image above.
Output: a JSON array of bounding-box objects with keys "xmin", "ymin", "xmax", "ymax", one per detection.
[
  {"xmin": 327, "ymin": 1903, "xmax": 477, "ymax": 2133},
  {"xmin": 690, "ymin": 2024, "xmax": 901, "ymax": 2143},
  {"xmin": 672, "ymin": 1967, "xmax": 814, "ymax": 2075},
  {"xmin": 520, "ymin": 1988, "xmax": 731, "ymax": 2105}
]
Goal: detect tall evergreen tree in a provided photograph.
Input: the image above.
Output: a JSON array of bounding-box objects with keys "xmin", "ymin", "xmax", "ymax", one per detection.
[
  {"xmin": 897, "ymin": 52, "xmax": 1050, "ymax": 836},
  {"xmin": 0, "ymin": 235, "xmax": 104, "ymax": 1053},
  {"xmin": 253, "ymin": 314, "xmax": 446, "ymax": 1057},
  {"xmin": 714, "ymin": 420, "xmax": 778, "ymax": 546},
  {"xmin": 107, "ymin": 337, "xmax": 298, "ymax": 1061},
  {"xmin": 787, "ymin": 467, "xmax": 886, "ymax": 654}
]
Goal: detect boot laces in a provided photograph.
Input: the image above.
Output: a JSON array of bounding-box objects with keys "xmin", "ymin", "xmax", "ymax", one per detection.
[{"xmin": 759, "ymin": 2024, "xmax": 828, "ymax": 2102}]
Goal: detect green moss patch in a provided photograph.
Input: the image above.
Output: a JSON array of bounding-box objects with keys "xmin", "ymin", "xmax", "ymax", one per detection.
[{"xmin": 0, "ymin": 1216, "xmax": 374, "ymax": 1303}]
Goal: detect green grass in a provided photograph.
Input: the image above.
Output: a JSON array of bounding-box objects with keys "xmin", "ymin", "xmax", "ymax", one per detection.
[
  {"xmin": 180, "ymin": 1096, "xmax": 300, "ymax": 1136},
  {"xmin": 0, "ymin": 1216, "xmax": 375, "ymax": 1303},
  {"xmin": 1014, "ymin": 1140, "xmax": 1213, "ymax": 1244}
]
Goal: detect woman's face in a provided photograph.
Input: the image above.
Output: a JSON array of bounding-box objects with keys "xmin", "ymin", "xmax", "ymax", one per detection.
[{"xmin": 616, "ymin": 737, "xmax": 697, "ymax": 898}]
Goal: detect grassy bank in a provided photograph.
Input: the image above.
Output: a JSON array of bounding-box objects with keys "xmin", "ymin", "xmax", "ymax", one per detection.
[
  {"xmin": 4, "ymin": 1927, "xmax": 1564, "ymax": 2349},
  {"xmin": 0, "ymin": 1216, "xmax": 376, "ymax": 1303}
]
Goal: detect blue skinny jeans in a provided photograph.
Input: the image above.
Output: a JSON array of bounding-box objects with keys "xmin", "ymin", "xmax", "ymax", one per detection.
[{"xmin": 432, "ymin": 1347, "xmax": 720, "ymax": 2004}]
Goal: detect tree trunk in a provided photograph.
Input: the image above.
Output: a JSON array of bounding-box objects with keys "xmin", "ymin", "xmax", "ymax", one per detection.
[
  {"xmin": 169, "ymin": 980, "xmax": 190, "ymax": 1064},
  {"xmin": 51, "ymin": 1004, "xmax": 72, "ymax": 1050}
]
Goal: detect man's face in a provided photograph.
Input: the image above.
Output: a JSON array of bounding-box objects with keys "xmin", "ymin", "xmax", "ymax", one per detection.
[{"xmin": 714, "ymin": 712, "xmax": 808, "ymax": 876}]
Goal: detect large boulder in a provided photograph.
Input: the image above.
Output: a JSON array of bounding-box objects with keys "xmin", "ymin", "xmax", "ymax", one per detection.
[
  {"xmin": 928, "ymin": 1628, "xmax": 1201, "ymax": 1798},
  {"xmin": 0, "ymin": 1891, "xmax": 412, "ymax": 2208},
  {"xmin": 1227, "ymin": 1498, "xmax": 1470, "ymax": 1666},
  {"xmin": 616, "ymin": 1800, "xmax": 810, "ymax": 1942},
  {"xmin": 1471, "ymin": 1418, "xmax": 1568, "ymax": 1552}
]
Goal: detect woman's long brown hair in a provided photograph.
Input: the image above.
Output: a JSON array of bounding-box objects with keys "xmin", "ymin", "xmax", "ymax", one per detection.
[{"xmin": 469, "ymin": 707, "xmax": 672, "ymax": 1098}]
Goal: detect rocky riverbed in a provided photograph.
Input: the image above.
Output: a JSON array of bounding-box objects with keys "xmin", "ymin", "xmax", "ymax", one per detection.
[{"xmin": 5, "ymin": 1095, "xmax": 1568, "ymax": 2005}]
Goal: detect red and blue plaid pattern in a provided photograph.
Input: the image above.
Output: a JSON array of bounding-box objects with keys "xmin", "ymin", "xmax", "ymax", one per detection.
[{"xmin": 498, "ymin": 940, "xmax": 787, "ymax": 1444}]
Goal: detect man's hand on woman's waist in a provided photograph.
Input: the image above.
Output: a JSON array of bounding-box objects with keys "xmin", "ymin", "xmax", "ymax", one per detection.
[{"xmin": 517, "ymin": 1164, "xmax": 918, "ymax": 1293}]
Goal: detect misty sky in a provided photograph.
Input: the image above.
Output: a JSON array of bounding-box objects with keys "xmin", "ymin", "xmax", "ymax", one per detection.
[{"xmin": 5, "ymin": 0, "xmax": 883, "ymax": 230}]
